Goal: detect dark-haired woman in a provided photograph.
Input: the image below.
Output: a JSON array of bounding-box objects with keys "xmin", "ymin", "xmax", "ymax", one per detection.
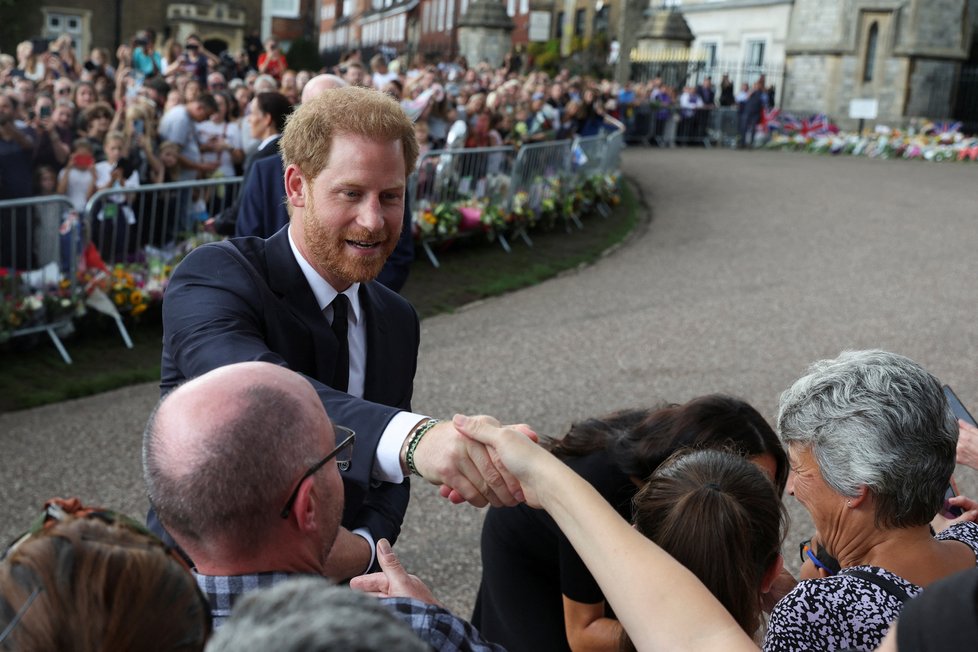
[
  {"xmin": 471, "ymin": 395, "xmax": 788, "ymax": 652},
  {"xmin": 626, "ymin": 448, "xmax": 787, "ymax": 649}
]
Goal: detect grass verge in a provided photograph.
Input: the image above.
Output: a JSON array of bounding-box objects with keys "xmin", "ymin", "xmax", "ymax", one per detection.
[{"xmin": 0, "ymin": 180, "xmax": 641, "ymax": 413}]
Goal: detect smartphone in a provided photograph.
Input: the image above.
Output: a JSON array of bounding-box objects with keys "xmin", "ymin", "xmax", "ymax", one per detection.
[
  {"xmin": 944, "ymin": 384, "xmax": 978, "ymax": 426},
  {"xmin": 39, "ymin": 105, "xmax": 52, "ymax": 119},
  {"xmin": 72, "ymin": 153, "xmax": 94, "ymax": 169},
  {"xmin": 133, "ymin": 118, "xmax": 145, "ymax": 136},
  {"xmin": 943, "ymin": 477, "xmax": 964, "ymax": 519},
  {"xmin": 941, "ymin": 385, "xmax": 974, "ymax": 519}
]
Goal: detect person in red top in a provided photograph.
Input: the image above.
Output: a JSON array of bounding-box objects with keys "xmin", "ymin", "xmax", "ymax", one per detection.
[{"xmin": 257, "ymin": 39, "xmax": 287, "ymax": 81}]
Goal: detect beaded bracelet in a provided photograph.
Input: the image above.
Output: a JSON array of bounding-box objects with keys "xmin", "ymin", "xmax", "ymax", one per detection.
[{"xmin": 406, "ymin": 418, "xmax": 441, "ymax": 478}]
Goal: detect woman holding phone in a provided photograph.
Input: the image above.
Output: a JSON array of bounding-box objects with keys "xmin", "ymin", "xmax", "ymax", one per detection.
[{"xmin": 120, "ymin": 102, "xmax": 163, "ymax": 185}]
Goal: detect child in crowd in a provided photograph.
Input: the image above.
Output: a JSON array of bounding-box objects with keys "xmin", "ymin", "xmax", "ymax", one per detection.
[
  {"xmin": 32, "ymin": 165, "xmax": 61, "ymax": 268},
  {"xmin": 55, "ymin": 141, "xmax": 96, "ymax": 271},
  {"xmin": 56, "ymin": 140, "xmax": 97, "ymax": 213},
  {"xmin": 93, "ymin": 131, "xmax": 140, "ymax": 259},
  {"xmin": 414, "ymin": 119, "xmax": 432, "ymax": 158}
]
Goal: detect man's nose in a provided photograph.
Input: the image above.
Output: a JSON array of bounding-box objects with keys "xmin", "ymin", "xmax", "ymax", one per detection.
[{"xmin": 356, "ymin": 196, "xmax": 385, "ymax": 231}]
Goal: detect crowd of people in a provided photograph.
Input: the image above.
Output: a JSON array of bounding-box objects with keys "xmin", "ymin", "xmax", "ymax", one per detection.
[
  {"xmin": 0, "ymin": 31, "xmax": 785, "ymax": 273},
  {"xmin": 0, "ymin": 32, "xmax": 633, "ymax": 222},
  {"xmin": 2, "ymin": 33, "xmax": 978, "ymax": 652}
]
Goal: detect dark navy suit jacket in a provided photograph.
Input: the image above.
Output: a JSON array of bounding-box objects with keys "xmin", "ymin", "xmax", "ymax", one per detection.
[
  {"xmin": 160, "ymin": 226, "xmax": 418, "ymax": 548},
  {"xmin": 235, "ymin": 153, "xmax": 415, "ymax": 293}
]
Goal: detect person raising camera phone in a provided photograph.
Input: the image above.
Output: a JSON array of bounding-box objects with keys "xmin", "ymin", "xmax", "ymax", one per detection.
[
  {"xmin": 257, "ymin": 39, "xmax": 287, "ymax": 81},
  {"xmin": 31, "ymin": 95, "xmax": 71, "ymax": 170}
]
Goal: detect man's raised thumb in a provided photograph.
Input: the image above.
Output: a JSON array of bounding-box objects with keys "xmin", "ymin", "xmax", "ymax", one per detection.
[{"xmin": 377, "ymin": 538, "xmax": 404, "ymax": 575}]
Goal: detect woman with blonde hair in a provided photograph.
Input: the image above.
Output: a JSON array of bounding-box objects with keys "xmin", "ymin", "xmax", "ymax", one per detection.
[{"xmin": 15, "ymin": 41, "xmax": 44, "ymax": 82}]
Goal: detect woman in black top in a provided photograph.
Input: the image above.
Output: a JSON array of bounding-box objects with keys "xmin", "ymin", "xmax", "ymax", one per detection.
[{"xmin": 471, "ymin": 395, "xmax": 788, "ymax": 652}]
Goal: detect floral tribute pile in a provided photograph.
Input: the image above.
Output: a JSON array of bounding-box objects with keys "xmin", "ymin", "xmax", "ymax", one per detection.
[
  {"xmin": 414, "ymin": 172, "xmax": 621, "ymax": 244},
  {"xmin": 1, "ymin": 233, "xmax": 218, "ymax": 345},
  {"xmin": 762, "ymin": 116, "xmax": 977, "ymax": 162}
]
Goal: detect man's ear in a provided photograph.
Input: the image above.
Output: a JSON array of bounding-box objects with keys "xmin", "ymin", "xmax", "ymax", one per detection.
[
  {"xmin": 292, "ymin": 480, "xmax": 319, "ymax": 534},
  {"xmin": 284, "ymin": 164, "xmax": 307, "ymax": 209}
]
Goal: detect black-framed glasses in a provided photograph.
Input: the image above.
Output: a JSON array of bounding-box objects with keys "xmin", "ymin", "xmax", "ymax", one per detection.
[{"xmin": 279, "ymin": 426, "xmax": 355, "ymax": 519}]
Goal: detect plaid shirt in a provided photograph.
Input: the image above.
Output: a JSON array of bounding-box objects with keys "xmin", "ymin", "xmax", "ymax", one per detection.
[{"xmin": 195, "ymin": 571, "xmax": 505, "ymax": 652}]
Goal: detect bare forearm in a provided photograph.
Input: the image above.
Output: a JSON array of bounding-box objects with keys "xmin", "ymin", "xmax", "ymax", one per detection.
[
  {"xmin": 322, "ymin": 527, "xmax": 372, "ymax": 581},
  {"xmin": 568, "ymin": 617, "xmax": 623, "ymax": 652}
]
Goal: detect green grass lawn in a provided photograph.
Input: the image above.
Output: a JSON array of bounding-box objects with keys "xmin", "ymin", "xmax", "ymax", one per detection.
[{"xmin": 0, "ymin": 182, "xmax": 640, "ymax": 413}]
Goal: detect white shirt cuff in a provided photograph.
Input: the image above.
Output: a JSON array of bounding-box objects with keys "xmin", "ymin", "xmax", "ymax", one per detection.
[
  {"xmin": 374, "ymin": 411, "xmax": 429, "ymax": 483},
  {"xmin": 351, "ymin": 527, "xmax": 376, "ymax": 573}
]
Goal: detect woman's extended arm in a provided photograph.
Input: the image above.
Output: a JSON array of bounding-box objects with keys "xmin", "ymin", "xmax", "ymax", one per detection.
[{"xmin": 453, "ymin": 414, "xmax": 758, "ymax": 652}]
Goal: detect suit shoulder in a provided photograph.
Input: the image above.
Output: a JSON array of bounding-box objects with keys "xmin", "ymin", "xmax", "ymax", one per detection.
[
  {"xmin": 173, "ymin": 236, "xmax": 272, "ymax": 277},
  {"xmin": 366, "ymin": 281, "xmax": 417, "ymax": 318},
  {"xmin": 253, "ymin": 153, "xmax": 284, "ymax": 175}
]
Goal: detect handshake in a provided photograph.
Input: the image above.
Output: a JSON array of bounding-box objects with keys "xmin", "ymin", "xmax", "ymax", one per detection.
[{"xmin": 401, "ymin": 414, "xmax": 546, "ymax": 509}]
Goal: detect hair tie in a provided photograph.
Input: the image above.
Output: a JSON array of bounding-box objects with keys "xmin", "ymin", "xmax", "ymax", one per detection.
[{"xmin": 705, "ymin": 482, "xmax": 722, "ymax": 491}]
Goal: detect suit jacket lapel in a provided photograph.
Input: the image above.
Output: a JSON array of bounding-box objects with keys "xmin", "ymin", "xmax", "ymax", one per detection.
[
  {"xmin": 265, "ymin": 227, "xmax": 342, "ymax": 380},
  {"xmin": 361, "ymin": 283, "xmax": 392, "ymax": 402}
]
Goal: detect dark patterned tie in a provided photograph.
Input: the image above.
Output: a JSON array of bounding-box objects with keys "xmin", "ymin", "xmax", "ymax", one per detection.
[{"xmin": 329, "ymin": 294, "xmax": 350, "ymax": 392}]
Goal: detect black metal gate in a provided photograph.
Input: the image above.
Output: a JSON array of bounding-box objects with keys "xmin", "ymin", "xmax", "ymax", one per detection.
[{"xmin": 954, "ymin": 65, "xmax": 978, "ymax": 133}]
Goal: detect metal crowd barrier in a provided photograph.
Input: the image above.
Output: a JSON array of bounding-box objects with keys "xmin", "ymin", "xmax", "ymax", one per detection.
[
  {"xmin": 603, "ymin": 130, "xmax": 625, "ymax": 173},
  {"xmin": 507, "ymin": 139, "xmax": 578, "ymax": 232},
  {"xmin": 571, "ymin": 135, "xmax": 608, "ymax": 178},
  {"xmin": 624, "ymin": 105, "xmax": 748, "ymax": 149},
  {"xmin": 84, "ymin": 176, "xmax": 243, "ymax": 267},
  {"xmin": 0, "ymin": 176, "xmax": 243, "ymax": 363},
  {"xmin": 409, "ymin": 146, "xmax": 515, "ymax": 268},
  {"xmin": 0, "ymin": 195, "xmax": 80, "ymax": 362}
]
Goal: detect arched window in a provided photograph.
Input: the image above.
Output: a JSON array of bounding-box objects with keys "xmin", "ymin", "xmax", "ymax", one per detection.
[{"xmin": 863, "ymin": 22, "xmax": 879, "ymax": 82}]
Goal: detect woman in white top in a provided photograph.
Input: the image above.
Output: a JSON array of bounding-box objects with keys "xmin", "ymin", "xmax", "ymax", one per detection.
[{"xmin": 195, "ymin": 91, "xmax": 243, "ymax": 178}]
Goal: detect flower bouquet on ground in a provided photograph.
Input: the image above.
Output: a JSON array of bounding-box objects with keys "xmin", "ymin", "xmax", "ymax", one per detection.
[
  {"xmin": 508, "ymin": 191, "xmax": 536, "ymax": 230},
  {"xmin": 0, "ymin": 267, "xmax": 86, "ymax": 344},
  {"xmin": 415, "ymin": 201, "xmax": 461, "ymax": 241}
]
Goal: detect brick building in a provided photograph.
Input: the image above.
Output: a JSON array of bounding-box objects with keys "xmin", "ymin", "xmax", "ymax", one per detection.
[{"xmin": 2, "ymin": 1, "xmax": 263, "ymax": 63}]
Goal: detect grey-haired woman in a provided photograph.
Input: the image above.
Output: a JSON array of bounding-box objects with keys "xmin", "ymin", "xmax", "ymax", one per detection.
[{"xmin": 764, "ymin": 350, "xmax": 978, "ymax": 652}]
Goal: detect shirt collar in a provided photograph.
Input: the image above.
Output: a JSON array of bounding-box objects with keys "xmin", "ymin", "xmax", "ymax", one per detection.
[
  {"xmin": 287, "ymin": 225, "xmax": 362, "ymax": 323},
  {"xmin": 194, "ymin": 570, "xmax": 292, "ymax": 628},
  {"xmin": 258, "ymin": 134, "xmax": 280, "ymax": 151}
]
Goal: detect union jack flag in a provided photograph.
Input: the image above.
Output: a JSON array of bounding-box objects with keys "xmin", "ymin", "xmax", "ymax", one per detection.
[
  {"xmin": 783, "ymin": 113, "xmax": 834, "ymax": 137},
  {"xmin": 780, "ymin": 113, "xmax": 802, "ymax": 133},
  {"xmin": 758, "ymin": 107, "xmax": 781, "ymax": 133},
  {"xmin": 932, "ymin": 120, "xmax": 963, "ymax": 135}
]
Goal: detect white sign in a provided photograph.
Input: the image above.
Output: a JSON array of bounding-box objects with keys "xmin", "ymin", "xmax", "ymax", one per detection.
[
  {"xmin": 266, "ymin": 0, "xmax": 300, "ymax": 18},
  {"xmin": 529, "ymin": 11, "xmax": 551, "ymax": 42},
  {"xmin": 849, "ymin": 98, "xmax": 879, "ymax": 120}
]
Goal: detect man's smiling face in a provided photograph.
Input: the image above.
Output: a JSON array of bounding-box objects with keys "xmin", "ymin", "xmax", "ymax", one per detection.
[{"xmin": 290, "ymin": 132, "xmax": 405, "ymax": 290}]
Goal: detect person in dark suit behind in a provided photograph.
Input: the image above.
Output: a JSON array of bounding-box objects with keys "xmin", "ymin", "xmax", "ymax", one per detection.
[
  {"xmin": 235, "ymin": 75, "xmax": 413, "ymax": 292},
  {"xmin": 208, "ymin": 90, "xmax": 292, "ymax": 236},
  {"xmin": 160, "ymin": 86, "xmax": 525, "ymax": 580},
  {"xmin": 739, "ymin": 80, "xmax": 765, "ymax": 149}
]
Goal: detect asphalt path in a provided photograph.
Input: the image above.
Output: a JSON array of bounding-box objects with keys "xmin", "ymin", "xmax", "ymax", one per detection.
[{"xmin": 2, "ymin": 147, "xmax": 977, "ymax": 620}]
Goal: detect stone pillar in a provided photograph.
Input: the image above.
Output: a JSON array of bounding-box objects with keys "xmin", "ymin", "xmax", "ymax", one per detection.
[
  {"xmin": 614, "ymin": 0, "xmax": 647, "ymax": 83},
  {"xmin": 457, "ymin": 0, "xmax": 514, "ymax": 69}
]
